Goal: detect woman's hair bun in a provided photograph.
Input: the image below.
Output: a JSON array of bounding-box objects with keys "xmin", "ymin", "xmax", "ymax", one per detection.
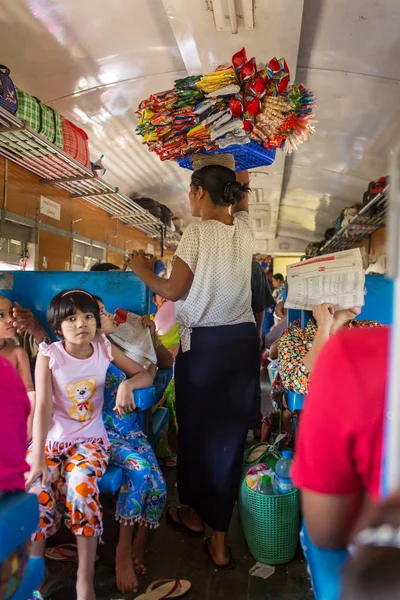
[{"xmin": 223, "ymin": 181, "xmax": 248, "ymax": 205}]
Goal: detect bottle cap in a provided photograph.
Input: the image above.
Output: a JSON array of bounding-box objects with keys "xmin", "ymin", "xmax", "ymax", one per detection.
[
  {"xmin": 282, "ymin": 450, "xmax": 293, "ymax": 459},
  {"xmin": 261, "ymin": 474, "xmax": 271, "ymax": 483}
]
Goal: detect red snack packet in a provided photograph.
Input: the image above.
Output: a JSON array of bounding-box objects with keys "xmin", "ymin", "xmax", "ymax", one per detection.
[
  {"xmin": 245, "ymin": 96, "xmax": 261, "ymax": 116},
  {"xmin": 243, "ymin": 116, "xmax": 254, "ymax": 133},
  {"xmin": 240, "ymin": 57, "xmax": 257, "ymax": 83},
  {"xmin": 232, "ymin": 47, "xmax": 247, "ymax": 70},
  {"xmin": 248, "ymin": 78, "xmax": 266, "ymax": 98},
  {"xmin": 229, "ymin": 94, "xmax": 244, "ymax": 118}
]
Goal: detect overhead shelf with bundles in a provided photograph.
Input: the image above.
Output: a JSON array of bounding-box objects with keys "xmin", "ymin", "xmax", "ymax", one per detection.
[
  {"xmin": 314, "ymin": 183, "xmax": 389, "ymax": 257},
  {"xmin": 136, "ymin": 48, "xmax": 317, "ymax": 172}
]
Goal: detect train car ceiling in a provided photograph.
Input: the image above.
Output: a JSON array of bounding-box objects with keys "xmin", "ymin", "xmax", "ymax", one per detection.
[{"xmin": 0, "ymin": 0, "xmax": 398, "ymax": 253}]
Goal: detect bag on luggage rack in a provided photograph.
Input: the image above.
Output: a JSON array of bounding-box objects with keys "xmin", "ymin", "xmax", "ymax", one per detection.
[
  {"xmin": 133, "ymin": 197, "xmax": 173, "ymax": 228},
  {"xmin": 0, "ymin": 65, "xmax": 18, "ymax": 115},
  {"xmin": 61, "ymin": 117, "xmax": 91, "ymax": 168},
  {"xmin": 16, "ymin": 89, "xmax": 63, "ymax": 148},
  {"xmin": 363, "ymin": 177, "xmax": 388, "ymax": 206}
]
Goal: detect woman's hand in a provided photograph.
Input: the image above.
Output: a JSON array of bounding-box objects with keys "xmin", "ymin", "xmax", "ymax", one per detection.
[
  {"xmin": 114, "ymin": 379, "xmax": 136, "ymax": 416},
  {"xmin": 25, "ymin": 455, "xmax": 48, "ymax": 490},
  {"xmin": 124, "ymin": 250, "xmax": 156, "ymax": 275},
  {"xmin": 13, "ymin": 302, "xmax": 47, "ymax": 344},
  {"xmin": 312, "ymin": 303, "xmax": 334, "ymax": 332}
]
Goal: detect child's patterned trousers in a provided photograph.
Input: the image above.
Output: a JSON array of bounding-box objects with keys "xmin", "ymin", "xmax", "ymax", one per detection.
[
  {"xmin": 27, "ymin": 441, "xmax": 109, "ymax": 540},
  {"xmin": 109, "ymin": 430, "xmax": 166, "ymax": 528}
]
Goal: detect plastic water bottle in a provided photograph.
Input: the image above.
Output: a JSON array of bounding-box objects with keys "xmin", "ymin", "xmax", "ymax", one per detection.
[
  {"xmin": 275, "ymin": 450, "xmax": 295, "ymax": 494},
  {"xmin": 258, "ymin": 474, "xmax": 275, "ymax": 495}
]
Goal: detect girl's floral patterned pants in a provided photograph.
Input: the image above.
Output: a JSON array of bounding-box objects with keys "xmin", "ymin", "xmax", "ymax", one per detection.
[
  {"xmin": 27, "ymin": 441, "xmax": 108, "ymax": 540},
  {"xmin": 108, "ymin": 430, "xmax": 166, "ymax": 528}
]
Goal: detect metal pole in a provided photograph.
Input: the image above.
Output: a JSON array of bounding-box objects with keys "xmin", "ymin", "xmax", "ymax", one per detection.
[{"xmin": 383, "ymin": 146, "xmax": 400, "ymax": 495}]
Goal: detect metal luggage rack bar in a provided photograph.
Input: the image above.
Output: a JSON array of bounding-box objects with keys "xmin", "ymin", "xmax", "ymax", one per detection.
[
  {"xmin": 317, "ymin": 186, "xmax": 389, "ymax": 255},
  {"xmin": 0, "ymin": 107, "xmax": 180, "ymax": 247}
]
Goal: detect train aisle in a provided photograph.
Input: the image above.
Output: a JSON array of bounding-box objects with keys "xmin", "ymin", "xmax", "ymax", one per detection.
[{"xmin": 42, "ymin": 376, "xmax": 312, "ymax": 600}]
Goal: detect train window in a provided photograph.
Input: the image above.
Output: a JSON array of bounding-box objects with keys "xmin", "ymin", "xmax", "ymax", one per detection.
[{"xmin": 71, "ymin": 239, "xmax": 106, "ymax": 271}]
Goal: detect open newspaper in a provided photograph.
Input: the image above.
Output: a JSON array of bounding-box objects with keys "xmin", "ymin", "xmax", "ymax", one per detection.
[
  {"xmin": 285, "ymin": 248, "xmax": 365, "ymax": 311},
  {"xmin": 109, "ymin": 309, "xmax": 157, "ymax": 369}
]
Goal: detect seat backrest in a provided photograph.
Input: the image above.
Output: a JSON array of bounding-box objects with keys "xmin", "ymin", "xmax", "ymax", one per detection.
[
  {"xmin": 0, "ymin": 271, "xmax": 150, "ymax": 339},
  {"xmin": 0, "ymin": 492, "xmax": 39, "ymax": 564}
]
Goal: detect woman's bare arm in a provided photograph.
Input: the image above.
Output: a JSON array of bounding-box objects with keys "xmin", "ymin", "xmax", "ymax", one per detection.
[{"xmin": 128, "ymin": 255, "xmax": 194, "ymax": 302}]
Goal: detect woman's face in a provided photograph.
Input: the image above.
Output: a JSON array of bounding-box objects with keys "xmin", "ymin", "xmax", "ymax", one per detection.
[
  {"xmin": 189, "ymin": 184, "xmax": 202, "ymax": 218},
  {"xmin": 0, "ymin": 297, "xmax": 15, "ymax": 340},
  {"xmin": 97, "ymin": 301, "xmax": 118, "ymax": 335}
]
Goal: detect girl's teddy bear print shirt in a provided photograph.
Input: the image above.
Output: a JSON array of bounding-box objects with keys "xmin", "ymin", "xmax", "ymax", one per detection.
[{"xmin": 40, "ymin": 334, "xmax": 113, "ymax": 449}]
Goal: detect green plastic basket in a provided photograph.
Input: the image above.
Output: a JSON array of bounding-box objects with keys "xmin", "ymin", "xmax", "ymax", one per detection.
[{"xmin": 238, "ymin": 479, "xmax": 300, "ymax": 564}]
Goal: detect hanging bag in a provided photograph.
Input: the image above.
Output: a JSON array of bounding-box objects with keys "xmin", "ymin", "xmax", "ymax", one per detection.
[
  {"xmin": 16, "ymin": 89, "xmax": 63, "ymax": 148},
  {"xmin": 0, "ymin": 65, "xmax": 18, "ymax": 114},
  {"xmin": 61, "ymin": 117, "xmax": 91, "ymax": 168}
]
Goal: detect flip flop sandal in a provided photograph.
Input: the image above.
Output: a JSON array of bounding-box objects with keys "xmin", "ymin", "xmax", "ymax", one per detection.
[
  {"xmin": 135, "ymin": 578, "xmax": 191, "ymax": 600},
  {"xmin": 166, "ymin": 506, "xmax": 205, "ymax": 536},
  {"xmin": 45, "ymin": 544, "xmax": 99, "ymax": 562},
  {"xmin": 203, "ymin": 538, "xmax": 236, "ymax": 571}
]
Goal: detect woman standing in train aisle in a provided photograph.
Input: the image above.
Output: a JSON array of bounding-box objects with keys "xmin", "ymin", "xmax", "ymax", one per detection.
[{"xmin": 127, "ymin": 166, "xmax": 259, "ymax": 569}]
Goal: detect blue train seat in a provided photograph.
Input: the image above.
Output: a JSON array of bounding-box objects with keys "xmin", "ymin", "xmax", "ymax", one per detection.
[
  {"xmin": 0, "ymin": 492, "xmax": 45, "ymax": 600},
  {"xmin": 286, "ymin": 390, "xmax": 304, "ymax": 412},
  {"xmin": 300, "ymin": 525, "xmax": 347, "ymax": 600}
]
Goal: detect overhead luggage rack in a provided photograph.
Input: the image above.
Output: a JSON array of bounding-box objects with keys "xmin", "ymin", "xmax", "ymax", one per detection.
[
  {"xmin": 0, "ymin": 106, "xmax": 180, "ymax": 247},
  {"xmin": 317, "ymin": 186, "xmax": 389, "ymax": 255}
]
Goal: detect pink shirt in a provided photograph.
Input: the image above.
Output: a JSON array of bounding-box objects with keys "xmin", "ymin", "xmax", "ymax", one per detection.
[
  {"xmin": 0, "ymin": 357, "xmax": 30, "ymax": 491},
  {"xmin": 41, "ymin": 334, "xmax": 113, "ymax": 449}
]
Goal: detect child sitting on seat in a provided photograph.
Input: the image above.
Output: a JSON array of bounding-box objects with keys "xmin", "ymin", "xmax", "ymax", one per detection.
[
  {"xmin": 0, "ymin": 294, "xmax": 35, "ymax": 438},
  {"xmin": 96, "ymin": 298, "xmax": 167, "ymax": 595},
  {"xmin": 26, "ymin": 289, "xmax": 152, "ymax": 600}
]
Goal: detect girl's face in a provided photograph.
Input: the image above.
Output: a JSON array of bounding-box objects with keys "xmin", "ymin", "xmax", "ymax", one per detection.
[
  {"xmin": 0, "ymin": 297, "xmax": 15, "ymax": 340},
  {"xmin": 97, "ymin": 302, "xmax": 118, "ymax": 335},
  {"xmin": 60, "ymin": 309, "xmax": 97, "ymax": 344}
]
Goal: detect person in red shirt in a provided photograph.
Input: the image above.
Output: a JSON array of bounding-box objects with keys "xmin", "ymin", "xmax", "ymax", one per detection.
[{"xmin": 292, "ymin": 326, "xmax": 389, "ymax": 549}]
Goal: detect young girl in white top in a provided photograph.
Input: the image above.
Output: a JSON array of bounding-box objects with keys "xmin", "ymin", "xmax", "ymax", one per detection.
[{"xmin": 26, "ymin": 289, "xmax": 152, "ymax": 600}]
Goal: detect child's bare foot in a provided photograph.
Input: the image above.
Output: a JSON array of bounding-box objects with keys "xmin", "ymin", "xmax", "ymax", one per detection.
[
  {"xmin": 132, "ymin": 523, "xmax": 151, "ymax": 576},
  {"xmin": 76, "ymin": 572, "xmax": 96, "ymax": 600},
  {"xmin": 116, "ymin": 548, "xmax": 139, "ymax": 594}
]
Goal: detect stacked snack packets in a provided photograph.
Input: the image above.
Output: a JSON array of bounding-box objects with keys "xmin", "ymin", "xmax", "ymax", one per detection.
[{"xmin": 136, "ymin": 48, "xmax": 317, "ymax": 162}]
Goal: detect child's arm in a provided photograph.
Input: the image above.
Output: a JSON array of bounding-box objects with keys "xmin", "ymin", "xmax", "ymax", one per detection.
[
  {"xmin": 111, "ymin": 344, "xmax": 154, "ymax": 416},
  {"xmin": 142, "ymin": 315, "xmax": 173, "ymax": 369},
  {"xmin": 25, "ymin": 352, "xmax": 52, "ymax": 489},
  {"xmin": 14, "ymin": 347, "xmax": 35, "ymax": 440}
]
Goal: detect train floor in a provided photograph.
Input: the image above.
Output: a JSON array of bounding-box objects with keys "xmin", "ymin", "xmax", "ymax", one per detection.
[{"xmin": 40, "ymin": 375, "xmax": 313, "ymax": 600}]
